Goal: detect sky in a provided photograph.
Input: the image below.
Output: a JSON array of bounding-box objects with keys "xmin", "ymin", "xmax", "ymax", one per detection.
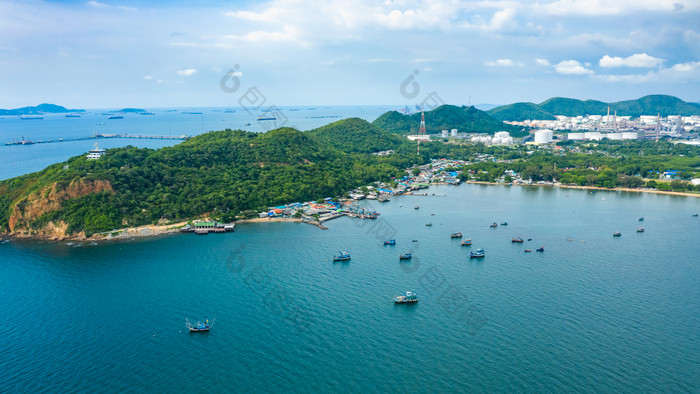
[{"xmin": 1, "ymin": 0, "xmax": 699, "ymax": 109}]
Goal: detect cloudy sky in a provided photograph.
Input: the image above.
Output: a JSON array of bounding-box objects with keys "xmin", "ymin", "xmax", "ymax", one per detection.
[{"xmin": 1, "ymin": 0, "xmax": 699, "ymax": 109}]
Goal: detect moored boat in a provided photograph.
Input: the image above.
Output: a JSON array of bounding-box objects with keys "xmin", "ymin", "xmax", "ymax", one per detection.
[
  {"xmin": 536, "ymin": 247, "xmax": 544, "ymax": 252},
  {"xmin": 384, "ymin": 239, "xmax": 396, "ymax": 245},
  {"xmin": 639, "ymin": 217, "xmax": 644, "ymax": 221},
  {"xmin": 524, "ymin": 249, "xmax": 532, "ymax": 253},
  {"xmin": 613, "ymin": 232, "xmax": 622, "ymax": 237},
  {"xmin": 636, "ymin": 228, "xmax": 645, "ymax": 233},
  {"xmin": 399, "ymin": 253, "xmax": 412, "ymax": 260},
  {"xmin": 186, "ymin": 318, "xmax": 213, "ymax": 332},
  {"xmin": 450, "ymin": 232, "xmax": 462, "ymax": 238},
  {"xmin": 460, "ymin": 239, "xmax": 472, "ymax": 246},
  {"xmin": 470, "ymin": 248, "xmax": 485, "ymax": 258},
  {"xmin": 394, "ymin": 291, "xmax": 418, "ymax": 303},
  {"xmin": 490, "ymin": 222, "xmax": 498, "ymax": 228},
  {"xmin": 501, "ymin": 222, "xmax": 508, "ymax": 226},
  {"xmin": 333, "ymin": 251, "xmax": 351, "ymax": 261},
  {"xmin": 425, "ymin": 223, "xmax": 432, "ymax": 227},
  {"xmin": 511, "ymin": 237, "xmax": 524, "ymax": 243},
  {"xmin": 414, "ymin": 205, "xmax": 420, "ymax": 210}
]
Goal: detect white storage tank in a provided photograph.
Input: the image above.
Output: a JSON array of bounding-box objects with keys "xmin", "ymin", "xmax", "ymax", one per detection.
[
  {"xmin": 622, "ymin": 132, "xmax": 638, "ymax": 140},
  {"xmin": 568, "ymin": 132, "xmax": 585, "ymax": 140},
  {"xmin": 534, "ymin": 129, "xmax": 554, "ymax": 144},
  {"xmin": 606, "ymin": 133, "xmax": 623, "ymax": 140},
  {"xmin": 584, "ymin": 132, "xmax": 603, "ymax": 141}
]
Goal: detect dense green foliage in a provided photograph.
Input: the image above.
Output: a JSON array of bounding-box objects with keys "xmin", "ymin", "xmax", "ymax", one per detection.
[
  {"xmin": 0, "ymin": 125, "xmax": 414, "ymax": 236},
  {"xmin": 372, "ymin": 105, "xmax": 524, "ymax": 136},
  {"xmin": 487, "ymin": 102, "xmax": 557, "ymax": 121},
  {"xmin": 488, "ymin": 95, "xmax": 700, "ymax": 120},
  {"xmin": 308, "ymin": 118, "xmax": 407, "ymax": 154}
]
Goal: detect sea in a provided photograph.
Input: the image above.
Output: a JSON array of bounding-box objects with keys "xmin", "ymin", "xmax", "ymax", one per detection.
[
  {"xmin": 1, "ymin": 108, "xmax": 699, "ymax": 392},
  {"xmin": 1, "ymin": 185, "xmax": 699, "ymax": 392}
]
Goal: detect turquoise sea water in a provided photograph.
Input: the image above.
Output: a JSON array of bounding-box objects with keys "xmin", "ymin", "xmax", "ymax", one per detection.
[
  {"xmin": 0, "ymin": 106, "xmax": 391, "ymax": 180},
  {"xmin": 1, "ymin": 184, "xmax": 698, "ymax": 392}
]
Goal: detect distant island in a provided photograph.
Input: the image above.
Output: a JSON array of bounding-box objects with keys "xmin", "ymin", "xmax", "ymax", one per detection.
[
  {"xmin": 488, "ymin": 95, "xmax": 700, "ymax": 121},
  {"xmin": 0, "ymin": 103, "xmax": 85, "ymax": 116}
]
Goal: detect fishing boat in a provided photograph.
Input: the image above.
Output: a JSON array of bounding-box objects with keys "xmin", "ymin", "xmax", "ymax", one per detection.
[
  {"xmin": 536, "ymin": 247, "xmax": 544, "ymax": 252},
  {"xmin": 470, "ymin": 248, "xmax": 485, "ymax": 258},
  {"xmin": 511, "ymin": 237, "xmax": 524, "ymax": 243},
  {"xmin": 19, "ymin": 115, "xmax": 43, "ymax": 120},
  {"xmin": 257, "ymin": 115, "xmax": 277, "ymax": 121},
  {"xmin": 399, "ymin": 253, "xmax": 412, "ymax": 260},
  {"xmin": 384, "ymin": 239, "xmax": 396, "ymax": 246},
  {"xmin": 613, "ymin": 232, "xmax": 622, "ymax": 237},
  {"xmin": 186, "ymin": 318, "xmax": 213, "ymax": 332},
  {"xmin": 524, "ymin": 249, "xmax": 532, "ymax": 253},
  {"xmin": 425, "ymin": 223, "xmax": 432, "ymax": 227},
  {"xmin": 333, "ymin": 251, "xmax": 351, "ymax": 261},
  {"xmin": 394, "ymin": 291, "xmax": 418, "ymax": 303},
  {"xmin": 501, "ymin": 222, "xmax": 508, "ymax": 226},
  {"xmin": 414, "ymin": 205, "xmax": 420, "ymax": 210},
  {"xmin": 693, "ymin": 213, "xmax": 699, "ymax": 217},
  {"xmin": 639, "ymin": 217, "xmax": 644, "ymax": 221},
  {"xmin": 636, "ymin": 228, "xmax": 645, "ymax": 233},
  {"xmin": 490, "ymin": 223, "xmax": 498, "ymax": 228},
  {"xmin": 460, "ymin": 239, "xmax": 472, "ymax": 246},
  {"xmin": 107, "ymin": 114, "xmax": 123, "ymax": 119},
  {"xmin": 450, "ymin": 232, "xmax": 463, "ymax": 238}
]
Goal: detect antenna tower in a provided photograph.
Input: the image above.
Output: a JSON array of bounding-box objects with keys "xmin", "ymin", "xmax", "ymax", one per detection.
[{"xmin": 419, "ymin": 111, "xmax": 426, "ymax": 135}]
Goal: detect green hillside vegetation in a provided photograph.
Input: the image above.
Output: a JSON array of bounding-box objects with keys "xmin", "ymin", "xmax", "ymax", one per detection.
[
  {"xmin": 0, "ymin": 126, "xmax": 414, "ymax": 237},
  {"xmin": 488, "ymin": 95, "xmax": 700, "ymax": 120},
  {"xmin": 487, "ymin": 102, "xmax": 556, "ymax": 121},
  {"xmin": 372, "ymin": 105, "xmax": 524, "ymax": 137},
  {"xmin": 308, "ymin": 117, "xmax": 408, "ymax": 154}
]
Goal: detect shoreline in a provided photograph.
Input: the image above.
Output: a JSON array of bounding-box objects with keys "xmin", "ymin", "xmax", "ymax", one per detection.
[
  {"xmin": 5, "ymin": 181, "xmax": 697, "ymax": 243},
  {"xmin": 465, "ymin": 180, "xmax": 700, "ymax": 198}
]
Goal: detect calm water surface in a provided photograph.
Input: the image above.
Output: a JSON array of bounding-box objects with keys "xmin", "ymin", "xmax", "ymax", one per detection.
[{"xmin": 1, "ymin": 184, "xmax": 699, "ymax": 392}]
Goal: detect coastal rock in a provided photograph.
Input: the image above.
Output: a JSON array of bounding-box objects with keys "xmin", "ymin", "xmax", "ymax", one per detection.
[{"xmin": 8, "ymin": 179, "xmax": 114, "ymax": 236}]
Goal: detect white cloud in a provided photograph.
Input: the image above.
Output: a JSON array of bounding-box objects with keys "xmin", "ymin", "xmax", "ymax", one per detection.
[
  {"xmin": 177, "ymin": 69, "xmax": 198, "ymax": 76},
  {"xmin": 554, "ymin": 60, "xmax": 593, "ymax": 75},
  {"xmin": 599, "ymin": 53, "xmax": 665, "ymax": 68},
  {"xmin": 144, "ymin": 75, "xmax": 153, "ymax": 80},
  {"xmin": 670, "ymin": 61, "xmax": 700, "ymax": 72},
  {"xmin": 485, "ymin": 58, "xmax": 522, "ymax": 67},
  {"xmin": 86, "ymin": 1, "xmax": 136, "ymax": 12},
  {"xmin": 532, "ymin": 0, "xmax": 698, "ymax": 16},
  {"xmin": 535, "ymin": 58, "xmax": 550, "ymax": 66}
]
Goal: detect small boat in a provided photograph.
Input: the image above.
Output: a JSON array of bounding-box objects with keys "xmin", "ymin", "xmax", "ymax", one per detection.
[
  {"xmin": 693, "ymin": 213, "xmax": 699, "ymax": 217},
  {"xmin": 19, "ymin": 115, "xmax": 43, "ymax": 120},
  {"xmin": 414, "ymin": 205, "xmax": 420, "ymax": 210},
  {"xmin": 524, "ymin": 249, "xmax": 532, "ymax": 253},
  {"xmin": 470, "ymin": 248, "xmax": 485, "ymax": 258},
  {"xmin": 450, "ymin": 232, "xmax": 463, "ymax": 238},
  {"xmin": 536, "ymin": 247, "xmax": 544, "ymax": 252},
  {"xmin": 425, "ymin": 223, "xmax": 432, "ymax": 227},
  {"xmin": 639, "ymin": 217, "xmax": 644, "ymax": 221},
  {"xmin": 636, "ymin": 228, "xmax": 645, "ymax": 233},
  {"xmin": 384, "ymin": 239, "xmax": 396, "ymax": 245},
  {"xmin": 257, "ymin": 116, "xmax": 277, "ymax": 121},
  {"xmin": 501, "ymin": 222, "xmax": 508, "ymax": 226},
  {"xmin": 490, "ymin": 223, "xmax": 498, "ymax": 228},
  {"xmin": 527, "ymin": 238, "xmax": 532, "ymax": 241},
  {"xmin": 412, "ymin": 240, "xmax": 418, "ymax": 242},
  {"xmin": 186, "ymin": 318, "xmax": 213, "ymax": 332},
  {"xmin": 399, "ymin": 253, "xmax": 412, "ymax": 260},
  {"xmin": 333, "ymin": 251, "xmax": 351, "ymax": 261},
  {"xmin": 460, "ymin": 239, "xmax": 472, "ymax": 246},
  {"xmin": 511, "ymin": 237, "xmax": 524, "ymax": 243},
  {"xmin": 613, "ymin": 232, "xmax": 622, "ymax": 237},
  {"xmin": 107, "ymin": 114, "xmax": 123, "ymax": 119},
  {"xmin": 394, "ymin": 291, "xmax": 418, "ymax": 303},
  {"xmin": 65, "ymin": 113, "xmax": 81, "ymax": 118}
]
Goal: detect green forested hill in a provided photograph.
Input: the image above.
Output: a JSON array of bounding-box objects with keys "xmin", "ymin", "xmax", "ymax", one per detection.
[
  {"xmin": 0, "ymin": 127, "xmax": 411, "ymax": 237},
  {"xmin": 0, "ymin": 103, "xmax": 84, "ymax": 115},
  {"xmin": 308, "ymin": 118, "xmax": 408, "ymax": 154},
  {"xmin": 488, "ymin": 95, "xmax": 700, "ymax": 120},
  {"xmin": 487, "ymin": 102, "xmax": 556, "ymax": 121},
  {"xmin": 372, "ymin": 105, "xmax": 524, "ymax": 136}
]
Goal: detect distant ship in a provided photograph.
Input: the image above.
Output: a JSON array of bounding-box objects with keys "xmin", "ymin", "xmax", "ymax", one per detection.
[
  {"xmin": 19, "ymin": 115, "xmax": 43, "ymax": 120},
  {"xmin": 183, "ymin": 111, "xmax": 202, "ymax": 115},
  {"xmin": 65, "ymin": 114, "xmax": 81, "ymax": 118},
  {"xmin": 108, "ymin": 114, "xmax": 123, "ymax": 119},
  {"xmin": 139, "ymin": 111, "xmax": 156, "ymax": 115},
  {"xmin": 257, "ymin": 115, "xmax": 277, "ymax": 121}
]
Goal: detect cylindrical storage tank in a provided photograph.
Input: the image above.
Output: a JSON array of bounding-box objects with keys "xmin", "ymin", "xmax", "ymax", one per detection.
[
  {"xmin": 622, "ymin": 132, "xmax": 638, "ymax": 140},
  {"xmin": 584, "ymin": 132, "xmax": 603, "ymax": 141},
  {"xmin": 568, "ymin": 132, "xmax": 584, "ymax": 140},
  {"xmin": 606, "ymin": 133, "xmax": 623, "ymax": 140},
  {"xmin": 534, "ymin": 129, "xmax": 554, "ymax": 144}
]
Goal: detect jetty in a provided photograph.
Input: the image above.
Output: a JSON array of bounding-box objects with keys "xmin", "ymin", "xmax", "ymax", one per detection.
[{"xmin": 5, "ymin": 133, "xmax": 190, "ymax": 146}]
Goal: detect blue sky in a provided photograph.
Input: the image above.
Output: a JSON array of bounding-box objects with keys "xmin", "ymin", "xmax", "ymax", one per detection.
[{"xmin": 1, "ymin": 0, "xmax": 699, "ymax": 108}]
